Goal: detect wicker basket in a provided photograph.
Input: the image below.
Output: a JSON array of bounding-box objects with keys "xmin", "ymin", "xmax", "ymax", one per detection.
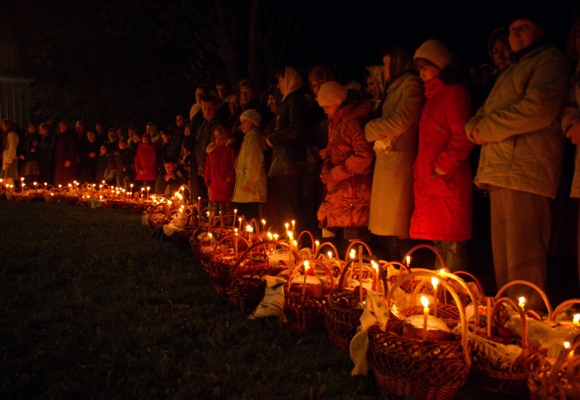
[
  {"xmin": 226, "ymin": 240, "xmax": 293, "ymax": 310},
  {"xmin": 325, "ymin": 255, "xmax": 382, "ymax": 353},
  {"xmin": 285, "ymin": 258, "xmax": 335, "ymax": 332},
  {"xmin": 197, "ymin": 227, "xmax": 231, "ymax": 270},
  {"xmin": 529, "ymin": 334, "xmax": 580, "ymax": 399},
  {"xmin": 367, "ymin": 270, "xmax": 472, "ymax": 400},
  {"xmin": 207, "ymin": 232, "xmax": 250, "ymax": 294},
  {"xmin": 467, "ymin": 280, "xmax": 553, "ymax": 396}
]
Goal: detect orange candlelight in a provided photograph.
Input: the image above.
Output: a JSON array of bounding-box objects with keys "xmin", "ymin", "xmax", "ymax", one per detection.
[{"xmin": 421, "ymin": 296, "xmax": 429, "ymax": 341}]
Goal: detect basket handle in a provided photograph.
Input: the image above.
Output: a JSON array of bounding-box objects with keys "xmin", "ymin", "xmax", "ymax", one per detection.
[
  {"xmin": 297, "ymin": 230, "xmax": 315, "ymax": 251},
  {"xmin": 315, "ymin": 241, "xmax": 340, "ymax": 259},
  {"xmin": 453, "ymin": 271, "xmax": 485, "ymax": 299},
  {"xmin": 408, "ymin": 268, "xmax": 481, "ymax": 326},
  {"xmin": 211, "ymin": 231, "xmax": 251, "ymax": 262},
  {"xmin": 387, "ymin": 270, "xmax": 471, "ymax": 363},
  {"xmin": 285, "ymin": 258, "xmax": 336, "ymax": 294},
  {"xmin": 402, "ymin": 244, "xmax": 446, "ymax": 269},
  {"xmin": 336, "ymin": 255, "xmax": 379, "ymax": 291},
  {"xmin": 550, "ymin": 299, "xmax": 580, "ymax": 324},
  {"xmin": 345, "ymin": 240, "xmax": 373, "ymax": 260},
  {"xmin": 490, "ymin": 297, "xmax": 530, "ymax": 348},
  {"xmin": 495, "ymin": 280, "xmax": 553, "ymax": 316},
  {"xmin": 230, "ymin": 240, "xmax": 298, "ymax": 276},
  {"xmin": 379, "ymin": 260, "xmax": 415, "ymax": 292}
]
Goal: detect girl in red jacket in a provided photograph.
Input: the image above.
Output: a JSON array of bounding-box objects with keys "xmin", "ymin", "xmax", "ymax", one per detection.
[
  {"xmin": 205, "ymin": 126, "xmax": 236, "ymax": 217},
  {"xmin": 134, "ymin": 133, "xmax": 157, "ymax": 189},
  {"xmin": 410, "ymin": 39, "xmax": 475, "ymax": 271}
]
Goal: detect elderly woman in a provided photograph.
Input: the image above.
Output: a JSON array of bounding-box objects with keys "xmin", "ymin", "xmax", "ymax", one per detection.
[{"xmin": 317, "ymin": 81, "xmax": 374, "ymax": 251}]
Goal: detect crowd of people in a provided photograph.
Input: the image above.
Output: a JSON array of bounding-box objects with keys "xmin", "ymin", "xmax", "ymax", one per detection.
[{"xmin": 2, "ymin": 11, "xmax": 580, "ymax": 309}]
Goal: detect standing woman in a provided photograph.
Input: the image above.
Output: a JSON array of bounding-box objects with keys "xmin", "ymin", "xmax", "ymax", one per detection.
[
  {"xmin": 317, "ymin": 82, "xmax": 374, "ymax": 251},
  {"xmin": 410, "ymin": 40, "xmax": 474, "ymax": 271},
  {"xmin": 1, "ymin": 119, "xmax": 19, "ymax": 187},
  {"xmin": 266, "ymin": 67, "xmax": 309, "ymax": 231},
  {"xmin": 365, "ymin": 45, "xmax": 424, "ymax": 261},
  {"xmin": 53, "ymin": 121, "xmax": 78, "ymax": 187}
]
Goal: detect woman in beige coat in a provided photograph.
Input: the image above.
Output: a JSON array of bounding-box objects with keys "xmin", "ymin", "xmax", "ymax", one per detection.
[{"xmin": 365, "ymin": 45, "xmax": 424, "ymax": 260}]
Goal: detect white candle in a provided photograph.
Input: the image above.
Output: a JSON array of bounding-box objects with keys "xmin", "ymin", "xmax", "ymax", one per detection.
[
  {"xmin": 421, "ymin": 296, "xmax": 429, "ymax": 341},
  {"xmin": 432, "ymin": 277, "xmax": 439, "ymax": 317}
]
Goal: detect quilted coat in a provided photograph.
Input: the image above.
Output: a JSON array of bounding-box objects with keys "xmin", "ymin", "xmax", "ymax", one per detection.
[
  {"xmin": 317, "ymin": 99, "xmax": 374, "ymax": 228},
  {"xmin": 134, "ymin": 143, "xmax": 158, "ymax": 181},
  {"xmin": 466, "ymin": 44, "xmax": 571, "ymax": 199},
  {"xmin": 410, "ymin": 76, "xmax": 474, "ymax": 241}
]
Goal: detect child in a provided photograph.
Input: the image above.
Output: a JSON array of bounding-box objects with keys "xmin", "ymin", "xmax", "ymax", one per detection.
[
  {"xmin": 231, "ymin": 109, "xmax": 267, "ymax": 222},
  {"xmin": 134, "ymin": 133, "xmax": 157, "ymax": 189},
  {"xmin": 95, "ymin": 144, "xmax": 114, "ymax": 184},
  {"xmin": 108, "ymin": 138, "xmax": 133, "ymax": 189},
  {"xmin": 204, "ymin": 126, "xmax": 235, "ymax": 216}
]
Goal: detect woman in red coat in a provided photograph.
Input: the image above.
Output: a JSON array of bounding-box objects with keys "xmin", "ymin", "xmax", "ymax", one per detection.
[
  {"xmin": 134, "ymin": 133, "xmax": 157, "ymax": 188},
  {"xmin": 410, "ymin": 40, "xmax": 474, "ymax": 271},
  {"xmin": 316, "ymin": 81, "xmax": 374, "ymax": 252}
]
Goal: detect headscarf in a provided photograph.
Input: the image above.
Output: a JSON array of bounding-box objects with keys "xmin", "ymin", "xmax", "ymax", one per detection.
[{"xmin": 281, "ymin": 67, "xmax": 303, "ymax": 101}]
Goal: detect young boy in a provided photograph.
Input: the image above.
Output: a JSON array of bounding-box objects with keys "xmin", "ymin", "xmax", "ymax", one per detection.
[
  {"xmin": 204, "ymin": 126, "xmax": 235, "ymax": 216},
  {"xmin": 108, "ymin": 138, "xmax": 133, "ymax": 189},
  {"xmin": 231, "ymin": 109, "xmax": 267, "ymax": 222}
]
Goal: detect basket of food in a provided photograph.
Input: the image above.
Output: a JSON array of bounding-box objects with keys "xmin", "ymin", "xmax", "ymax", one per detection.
[
  {"xmin": 197, "ymin": 227, "xmax": 230, "ymax": 270},
  {"xmin": 367, "ymin": 270, "xmax": 475, "ymax": 400},
  {"xmin": 325, "ymin": 253, "xmax": 381, "ymax": 353},
  {"xmin": 227, "ymin": 240, "xmax": 294, "ymax": 310},
  {"xmin": 467, "ymin": 280, "xmax": 553, "ymax": 396},
  {"xmin": 285, "ymin": 258, "xmax": 335, "ymax": 332},
  {"xmin": 207, "ymin": 230, "xmax": 250, "ymax": 294}
]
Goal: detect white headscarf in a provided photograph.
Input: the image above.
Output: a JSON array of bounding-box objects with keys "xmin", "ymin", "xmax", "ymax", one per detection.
[{"xmin": 281, "ymin": 67, "xmax": 303, "ymax": 101}]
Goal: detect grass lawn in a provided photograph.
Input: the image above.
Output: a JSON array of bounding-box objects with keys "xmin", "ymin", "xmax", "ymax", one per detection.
[{"xmin": 0, "ymin": 201, "xmax": 505, "ymax": 399}]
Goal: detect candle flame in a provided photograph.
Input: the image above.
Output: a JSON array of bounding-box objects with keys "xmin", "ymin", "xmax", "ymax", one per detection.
[
  {"xmin": 406, "ymin": 255, "xmax": 411, "ymax": 266},
  {"xmin": 371, "ymin": 260, "xmax": 378, "ymax": 271},
  {"xmin": 518, "ymin": 297, "xmax": 526, "ymax": 306},
  {"xmin": 421, "ymin": 296, "xmax": 429, "ymax": 308},
  {"xmin": 574, "ymin": 314, "xmax": 580, "ymax": 324},
  {"xmin": 565, "ymin": 341, "xmax": 571, "ymax": 349},
  {"xmin": 431, "ymin": 277, "xmax": 439, "ymax": 288},
  {"xmin": 304, "ymin": 261, "xmax": 310, "ymax": 271},
  {"xmin": 327, "ymin": 251, "xmax": 333, "ymax": 259}
]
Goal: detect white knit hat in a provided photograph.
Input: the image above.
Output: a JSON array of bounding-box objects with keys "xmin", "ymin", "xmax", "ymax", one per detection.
[
  {"xmin": 317, "ymin": 81, "xmax": 347, "ymax": 107},
  {"xmin": 414, "ymin": 39, "xmax": 452, "ymax": 69},
  {"xmin": 240, "ymin": 109, "xmax": 261, "ymax": 128}
]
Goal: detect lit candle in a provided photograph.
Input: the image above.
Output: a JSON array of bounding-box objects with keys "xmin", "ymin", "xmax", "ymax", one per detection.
[
  {"xmin": 146, "ymin": 186, "xmax": 150, "ymax": 198},
  {"xmin": 238, "ymin": 217, "xmax": 242, "ymax": 231},
  {"xmin": 287, "ymin": 231, "xmax": 294, "ymax": 267},
  {"xmin": 421, "ymin": 296, "xmax": 429, "ymax": 341},
  {"xmin": 518, "ymin": 297, "xmax": 526, "ymax": 310},
  {"xmin": 327, "ymin": 251, "xmax": 333, "ymax": 260},
  {"xmin": 20, "ymin": 177, "xmax": 24, "ymax": 189},
  {"xmin": 358, "ymin": 245, "xmax": 363, "ymax": 304},
  {"xmin": 432, "ymin": 277, "xmax": 439, "ymax": 318},
  {"xmin": 233, "ymin": 209, "xmax": 237, "ymax": 228},
  {"xmin": 291, "ymin": 220, "xmax": 295, "ymax": 235},
  {"xmin": 246, "ymin": 224, "xmax": 253, "ymax": 245},
  {"xmin": 234, "ymin": 228, "xmax": 239, "ymax": 258},
  {"xmin": 303, "ymin": 261, "xmax": 309, "ymax": 289},
  {"xmin": 406, "ymin": 255, "xmax": 411, "ymax": 267},
  {"xmin": 565, "ymin": 342, "xmax": 574, "ymax": 371},
  {"xmin": 197, "ymin": 196, "xmax": 201, "ymax": 213},
  {"xmin": 574, "ymin": 314, "xmax": 580, "ymax": 327},
  {"xmin": 315, "ymin": 240, "xmax": 320, "ymax": 254},
  {"xmin": 130, "ymin": 183, "xmax": 133, "ymax": 196},
  {"xmin": 486, "ymin": 297, "xmax": 492, "ymax": 338},
  {"xmin": 261, "ymin": 219, "xmax": 266, "ymax": 234},
  {"xmin": 371, "ymin": 260, "xmax": 379, "ymax": 291}
]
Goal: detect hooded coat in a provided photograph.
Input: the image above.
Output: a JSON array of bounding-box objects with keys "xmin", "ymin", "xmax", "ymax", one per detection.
[
  {"xmin": 134, "ymin": 142, "xmax": 158, "ymax": 181},
  {"xmin": 204, "ymin": 133, "xmax": 236, "ymax": 203},
  {"xmin": 232, "ymin": 127, "xmax": 267, "ymax": 203},
  {"xmin": 410, "ymin": 76, "xmax": 474, "ymax": 241},
  {"xmin": 365, "ymin": 68, "xmax": 424, "ymax": 236},
  {"xmin": 317, "ymin": 99, "xmax": 374, "ymax": 228}
]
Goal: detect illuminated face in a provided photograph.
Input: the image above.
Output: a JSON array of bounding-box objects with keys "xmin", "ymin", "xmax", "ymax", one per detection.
[
  {"xmin": 489, "ymin": 40, "xmax": 512, "ymax": 71},
  {"xmin": 176, "ymin": 115, "xmax": 187, "ymax": 127},
  {"xmin": 229, "ymin": 95, "xmax": 240, "ymax": 115},
  {"xmin": 164, "ymin": 162, "xmax": 177, "ymax": 173},
  {"xmin": 201, "ymin": 101, "xmax": 218, "ymax": 120},
  {"xmin": 28, "ymin": 125, "xmax": 36, "ymax": 134},
  {"xmin": 240, "ymin": 118, "xmax": 254, "ymax": 134},
  {"xmin": 214, "ymin": 132, "xmax": 227, "ymax": 146},
  {"xmin": 118, "ymin": 141, "xmax": 127, "ymax": 150},
  {"xmin": 195, "ymin": 88, "xmax": 207, "ymax": 105},
  {"xmin": 216, "ymin": 84, "xmax": 229, "ymax": 100},
  {"xmin": 99, "ymin": 146, "xmax": 107, "ymax": 155},
  {"xmin": 39, "ymin": 127, "xmax": 49, "ymax": 137},
  {"xmin": 108, "ymin": 130, "xmax": 116, "ymax": 141},
  {"xmin": 417, "ymin": 64, "xmax": 440, "ymax": 83},
  {"xmin": 509, "ymin": 19, "xmax": 545, "ymax": 53},
  {"xmin": 322, "ymin": 104, "xmax": 341, "ymax": 117},
  {"xmin": 366, "ymin": 76, "xmax": 378, "ymax": 100},
  {"xmin": 87, "ymin": 131, "xmax": 96, "ymax": 142},
  {"xmin": 59, "ymin": 123, "xmax": 68, "ymax": 133},
  {"xmin": 277, "ymin": 75, "xmax": 285, "ymax": 96},
  {"xmin": 142, "ymin": 135, "xmax": 150, "ymax": 144},
  {"xmin": 267, "ymin": 95, "xmax": 277, "ymax": 113},
  {"xmin": 309, "ymin": 78, "xmax": 325, "ymax": 98},
  {"xmin": 382, "ymin": 54, "xmax": 391, "ymax": 82},
  {"xmin": 240, "ymin": 86, "xmax": 254, "ymax": 107},
  {"xmin": 161, "ymin": 133, "xmax": 170, "ymax": 144}
]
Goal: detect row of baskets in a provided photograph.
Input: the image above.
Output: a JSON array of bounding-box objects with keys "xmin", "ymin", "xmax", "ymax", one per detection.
[{"xmin": 181, "ymin": 209, "xmax": 580, "ymax": 400}]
